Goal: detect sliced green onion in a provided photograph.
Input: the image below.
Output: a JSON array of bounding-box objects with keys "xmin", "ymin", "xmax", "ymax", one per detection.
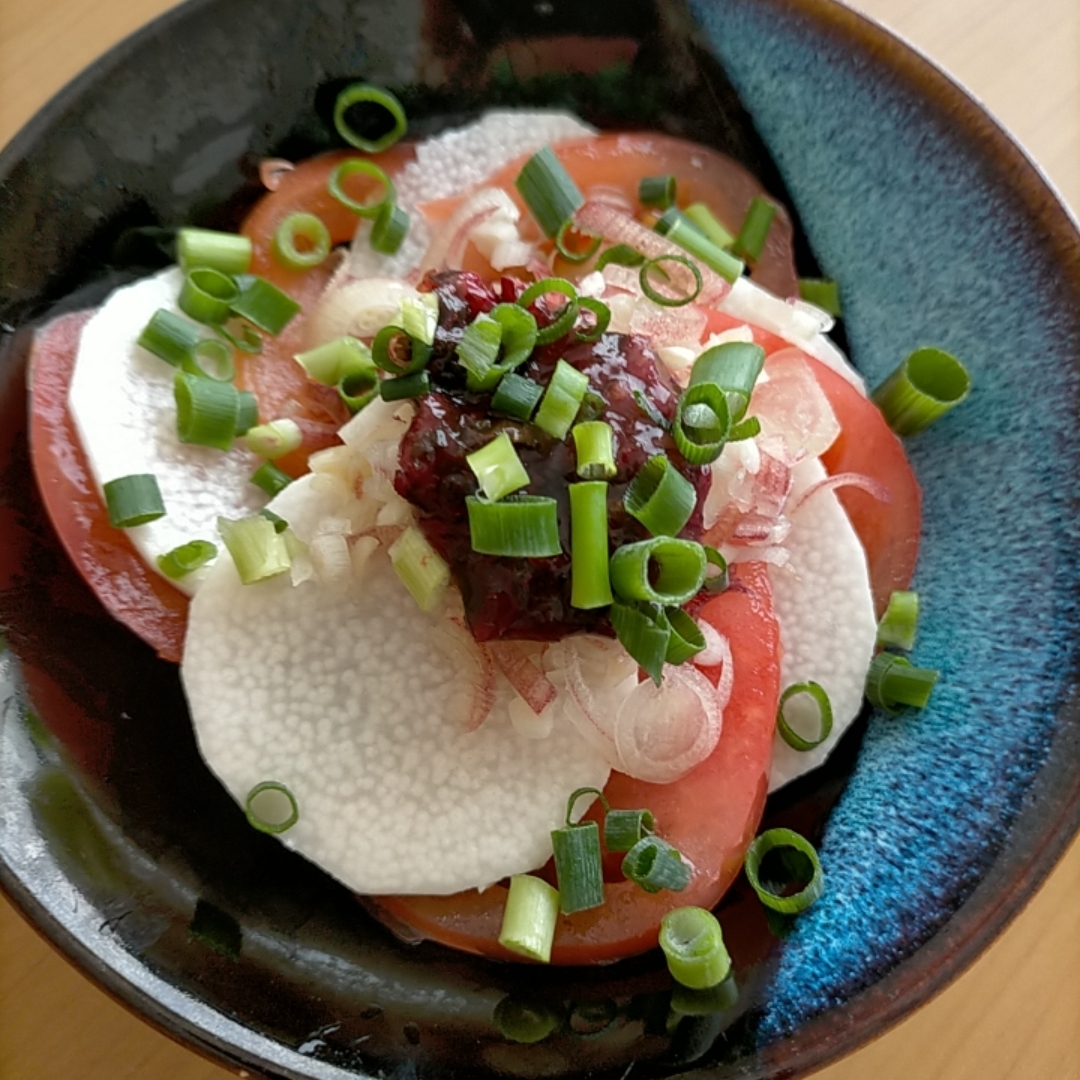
[
  {"xmin": 610, "ymin": 537, "xmax": 707, "ymax": 606},
  {"xmin": 659, "ymin": 907, "xmax": 732, "ymax": 989},
  {"xmin": 230, "ymin": 276, "xmax": 301, "ymax": 336},
  {"xmin": 179, "ymin": 267, "xmax": 239, "ymax": 325},
  {"xmin": 333, "ymin": 83, "xmax": 407, "ymax": 153},
  {"xmin": 703, "ymin": 545, "xmax": 729, "ymax": 593},
  {"xmin": 138, "ymin": 308, "xmax": 200, "ymax": 366},
  {"xmin": 515, "ymin": 145, "xmax": 584, "ymax": 238},
  {"xmin": 399, "ymin": 294, "xmax": 440, "ymax": 346},
  {"xmin": 604, "ymin": 807, "xmax": 654, "ymax": 852},
  {"xmin": 744, "ymin": 828, "xmax": 824, "ymax": 914},
  {"xmin": 519, "ymin": 278, "xmax": 578, "ymax": 346},
  {"xmin": 798, "ymin": 277, "xmax": 842, "ymax": 317},
  {"xmin": 622, "ymin": 835, "xmax": 691, "ymax": 894},
  {"xmin": 379, "ymin": 371, "xmax": 430, "ymax": 401},
  {"xmin": 181, "ymin": 338, "xmax": 235, "ymax": 382},
  {"xmin": 575, "ymin": 297, "xmax": 610, "ymax": 342},
  {"xmin": 491, "ymin": 372, "xmax": 543, "ymax": 421},
  {"xmin": 555, "ymin": 220, "xmax": 601, "ymax": 264},
  {"xmin": 251, "ymin": 461, "xmax": 292, "ymax": 496},
  {"xmin": 498, "ymin": 875, "xmax": 560, "ymax": 963},
  {"xmin": 371, "ymin": 201, "xmax": 410, "ymax": 255},
  {"xmin": 633, "ymin": 388, "xmax": 669, "ymax": 431},
  {"xmin": 492, "ymin": 996, "xmax": 563, "ymax": 1044},
  {"xmin": 374, "ymin": 325, "xmax": 432, "ymax": 376},
  {"xmin": 551, "ymin": 820, "xmax": 604, "ymax": 914},
  {"xmin": 673, "ymin": 383, "xmax": 731, "ymax": 465},
  {"xmin": 640, "ymin": 254, "xmax": 703, "ymax": 307},
  {"xmin": 569, "ymin": 481, "xmax": 614, "ymax": 610},
  {"xmin": 327, "ymin": 158, "xmax": 396, "ymax": 218},
  {"xmin": 244, "ymin": 781, "xmax": 299, "ymax": 834},
  {"xmin": 683, "ymin": 202, "xmax": 735, "ymax": 249},
  {"xmin": 295, "ymin": 336, "xmax": 374, "ymax": 385},
  {"xmin": 877, "ymin": 590, "xmax": 919, "ymax": 651},
  {"xmin": 865, "ymin": 652, "xmax": 939, "ymax": 713},
  {"xmin": 234, "ymin": 390, "xmax": 259, "ymax": 436},
  {"xmin": 103, "ymin": 474, "xmax": 166, "ymax": 528},
  {"xmin": 456, "ymin": 314, "xmax": 503, "ymax": 391},
  {"xmin": 871, "ymin": 347, "xmax": 972, "ymax": 436},
  {"xmin": 466, "ymin": 495, "xmax": 561, "ymax": 557},
  {"xmin": 534, "ymin": 358, "xmax": 589, "ymax": 440},
  {"xmin": 340, "ymin": 371, "xmax": 380, "ymax": 412},
  {"xmin": 577, "ymin": 390, "xmax": 607, "ymax": 424},
  {"xmin": 571, "ymin": 421, "xmax": 616, "ymax": 480},
  {"xmin": 157, "ymin": 539, "xmax": 216, "ymax": 579},
  {"xmin": 610, "ymin": 600, "xmax": 670, "ymax": 686},
  {"xmin": 654, "ymin": 209, "xmax": 743, "ymax": 284},
  {"xmin": 388, "ymin": 526, "xmax": 450, "ymax": 612},
  {"xmin": 177, "ymin": 227, "xmax": 252, "ymax": 275},
  {"xmin": 218, "ymin": 514, "xmax": 291, "ymax": 584},
  {"xmin": 259, "ymin": 508, "xmax": 289, "ymax": 534},
  {"xmin": 639, "ymin": 174, "xmax": 676, "ymax": 209},
  {"xmin": 732, "ymin": 196, "xmax": 777, "ymax": 261},
  {"xmin": 272, "ymin": 212, "xmax": 331, "ymax": 270},
  {"xmin": 777, "ymin": 681, "xmax": 834, "ymax": 751},
  {"xmin": 467, "ymin": 432, "xmax": 530, "ymax": 502},
  {"xmin": 624, "ymin": 454, "xmax": 697, "ymax": 537},
  {"xmin": 489, "ymin": 303, "xmax": 539, "ymax": 374},
  {"xmin": 174, "ymin": 371, "xmax": 239, "ymax": 451},
  {"xmin": 244, "ymin": 418, "xmax": 302, "ymax": 460},
  {"xmin": 689, "ymin": 340, "xmax": 765, "ymax": 423},
  {"xmin": 215, "ymin": 319, "xmax": 262, "ymax": 354},
  {"xmin": 729, "ymin": 416, "xmax": 761, "ymax": 441},
  {"xmin": 665, "ymin": 606, "xmax": 706, "ymax": 664},
  {"xmin": 596, "ymin": 244, "xmax": 645, "ymax": 270}
]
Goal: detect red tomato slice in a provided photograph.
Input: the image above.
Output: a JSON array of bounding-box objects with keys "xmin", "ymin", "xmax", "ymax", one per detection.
[{"xmin": 371, "ymin": 560, "xmax": 780, "ymax": 966}]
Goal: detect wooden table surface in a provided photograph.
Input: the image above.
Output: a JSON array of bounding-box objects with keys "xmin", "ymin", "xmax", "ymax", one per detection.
[{"xmin": 1, "ymin": 1, "xmax": 1078, "ymax": 1078}]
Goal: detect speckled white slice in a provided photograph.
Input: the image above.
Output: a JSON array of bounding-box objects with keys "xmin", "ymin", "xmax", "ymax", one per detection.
[
  {"xmin": 68, "ymin": 267, "xmax": 266, "ymax": 594},
  {"xmin": 181, "ymin": 475, "xmax": 611, "ymax": 895},
  {"xmin": 765, "ymin": 457, "xmax": 877, "ymax": 790}
]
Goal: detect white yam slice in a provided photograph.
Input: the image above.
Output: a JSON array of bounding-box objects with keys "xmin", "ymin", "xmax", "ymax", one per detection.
[
  {"xmin": 181, "ymin": 475, "xmax": 611, "ymax": 895},
  {"xmin": 67, "ymin": 266, "xmax": 265, "ymax": 595},
  {"xmin": 766, "ymin": 456, "xmax": 877, "ymax": 790}
]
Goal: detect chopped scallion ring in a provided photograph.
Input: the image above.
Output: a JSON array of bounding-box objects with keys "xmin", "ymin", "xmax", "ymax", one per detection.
[
  {"xmin": 703, "ymin": 545, "xmax": 729, "ymax": 593},
  {"xmin": 488, "ymin": 303, "xmax": 538, "ymax": 378},
  {"xmin": 689, "ymin": 340, "xmax": 765, "ymax": 424},
  {"xmin": 371, "ymin": 201, "xmax": 410, "ymax": 255},
  {"xmin": 798, "ymin": 277, "xmax": 842, "ymax": 317},
  {"xmin": 218, "ymin": 514, "xmax": 292, "ymax": 584},
  {"xmin": 638, "ymin": 174, "xmax": 677, "ymax": 210},
  {"xmin": 732, "ymin": 196, "xmax": 778, "ymax": 261},
  {"xmin": 554, "ymin": 220, "xmax": 602, "ymax": 264},
  {"xmin": 466, "ymin": 495, "xmax": 561, "ymax": 557},
  {"xmin": 659, "ymin": 906, "xmax": 732, "ymax": 989},
  {"xmin": 664, "ymin": 605, "xmax": 706, "ymax": 664},
  {"xmin": 399, "ymin": 294, "xmax": 439, "ymax": 346},
  {"xmin": 373, "ymin": 325, "xmax": 432, "ymax": 376},
  {"xmin": 603, "ymin": 807, "xmax": 654, "ymax": 853},
  {"xmin": 743, "ymin": 828, "xmax": 824, "ymax": 914},
  {"xmin": 234, "ymin": 390, "xmax": 259, "ymax": 436},
  {"xmin": 865, "ymin": 652, "xmax": 939, "ymax": 713},
  {"xmin": 515, "ymin": 145, "xmax": 585, "ymax": 238},
  {"xmin": 569, "ymin": 481, "xmax": 614, "ymax": 610},
  {"xmin": 244, "ymin": 781, "xmax": 299, "ymax": 834},
  {"xmin": 230, "ymin": 276, "xmax": 301, "ymax": 336},
  {"xmin": 157, "ymin": 539, "xmax": 217, "ymax": 579},
  {"xmin": 574, "ymin": 297, "xmax": 611, "ymax": 342},
  {"xmin": 534, "ymin": 358, "xmax": 589, "ymax": 441},
  {"xmin": 654, "ymin": 209, "xmax": 743, "ymax": 283},
  {"xmin": 259, "ymin": 509, "xmax": 289, "ymax": 534},
  {"xmin": 339, "ymin": 369, "xmax": 380, "ymax": 413},
  {"xmin": 624, "ymin": 454, "xmax": 697, "ymax": 537},
  {"xmin": 871, "ymin": 346, "xmax": 972, "ymax": 436},
  {"xmin": 295, "ymin": 336, "xmax": 374, "ymax": 386},
  {"xmin": 639, "ymin": 253, "xmax": 703, "ymax": 307},
  {"xmin": 456, "ymin": 314, "xmax": 504, "ymax": 391},
  {"xmin": 176, "ymin": 227, "xmax": 252, "ymax": 275},
  {"xmin": 491, "ymin": 372, "xmax": 543, "ymax": 421},
  {"xmin": 103, "ymin": 473, "xmax": 166, "ymax": 528},
  {"xmin": 877, "ymin": 590, "xmax": 920, "ymax": 651},
  {"xmin": 379, "ymin": 370, "xmax": 430, "ymax": 401},
  {"xmin": 467, "ymin": 432, "xmax": 530, "ymax": 502},
  {"xmin": 327, "ymin": 158, "xmax": 396, "ymax": 218},
  {"xmin": 215, "ymin": 319, "xmax": 262, "ymax": 355},
  {"xmin": 250, "ymin": 461, "xmax": 292, "ymax": 497},
  {"xmin": 518, "ymin": 277, "xmax": 579, "ymax": 346},
  {"xmin": 179, "ymin": 267, "xmax": 239, "ymax": 325},
  {"xmin": 683, "ymin": 202, "xmax": 735, "ymax": 249},
  {"xmin": 138, "ymin": 308, "xmax": 200, "ymax": 366},
  {"xmin": 174, "ymin": 371, "xmax": 239, "ymax": 451},
  {"xmin": 332, "ymin": 83, "xmax": 408, "ymax": 153},
  {"xmin": 622, "ymin": 834, "xmax": 691, "ymax": 894},
  {"xmin": 244, "ymin": 418, "xmax": 302, "ymax": 460},
  {"xmin": 181, "ymin": 337, "xmax": 235, "ymax": 382},
  {"xmin": 777, "ymin": 681, "xmax": 834, "ymax": 751},
  {"xmin": 388, "ymin": 526, "xmax": 450, "ymax": 612},
  {"xmin": 498, "ymin": 875, "xmax": 560, "ymax": 963},
  {"xmin": 673, "ymin": 383, "xmax": 731, "ymax": 465},
  {"xmin": 610, "ymin": 600, "xmax": 670, "ymax": 686},
  {"xmin": 609, "ymin": 537, "xmax": 707, "ymax": 607},
  {"xmin": 596, "ymin": 243, "xmax": 645, "ymax": 270},
  {"xmin": 551, "ymin": 818, "xmax": 605, "ymax": 914},
  {"xmin": 571, "ymin": 421, "xmax": 616, "ymax": 480},
  {"xmin": 272, "ymin": 212, "xmax": 331, "ymax": 270}
]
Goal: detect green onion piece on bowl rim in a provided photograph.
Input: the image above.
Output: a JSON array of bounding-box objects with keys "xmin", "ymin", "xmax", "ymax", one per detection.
[
  {"xmin": 244, "ymin": 780, "xmax": 299, "ymax": 834},
  {"xmin": 871, "ymin": 346, "xmax": 972, "ymax": 436},
  {"xmin": 877, "ymin": 589, "xmax": 920, "ymax": 651},
  {"xmin": 332, "ymin": 83, "xmax": 408, "ymax": 153},
  {"xmin": 743, "ymin": 827, "xmax": 824, "ymax": 915}
]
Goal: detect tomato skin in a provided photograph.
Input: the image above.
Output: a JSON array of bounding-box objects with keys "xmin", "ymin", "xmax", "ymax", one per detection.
[{"xmin": 371, "ymin": 560, "xmax": 780, "ymax": 965}]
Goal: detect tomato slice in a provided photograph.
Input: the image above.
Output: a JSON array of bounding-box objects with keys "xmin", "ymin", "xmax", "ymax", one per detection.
[{"xmin": 371, "ymin": 560, "xmax": 780, "ymax": 965}]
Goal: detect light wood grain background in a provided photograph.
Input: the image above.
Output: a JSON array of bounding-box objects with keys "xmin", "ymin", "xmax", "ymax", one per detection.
[{"xmin": 1, "ymin": 1, "xmax": 1078, "ymax": 1078}]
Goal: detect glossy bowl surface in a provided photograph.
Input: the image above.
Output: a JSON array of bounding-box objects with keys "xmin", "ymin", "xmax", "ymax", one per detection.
[{"xmin": 1, "ymin": 1, "xmax": 1079, "ymax": 1078}]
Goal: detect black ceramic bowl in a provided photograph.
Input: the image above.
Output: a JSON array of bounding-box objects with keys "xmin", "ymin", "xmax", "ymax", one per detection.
[{"xmin": 2, "ymin": 1, "xmax": 1079, "ymax": 1078}]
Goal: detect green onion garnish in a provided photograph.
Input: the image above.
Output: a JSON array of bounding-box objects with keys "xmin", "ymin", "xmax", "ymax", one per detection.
[
  {"xmin": 467, "ymin": 495, "xmax": 561, "ymax": 558},
  {"xmin": 569, "ymin": 481, "xmax": 614, "ymax": 610},
  {"xmin": 624, "ymin": 454, "xmax": 696, "ymax": 537},
  {"xmin": 295, "ymin": 336, "xmax": 375, "ymax": 386},
  {"xmin": 871, "ymin": 347, "xmax": 972, "ymax": 436},
  {"xmin": 492, "ymin": 996, "xmax": 563, "ymax": 1044},
  {"xmin": 518, "ymin": 278, "xmax": 578, "ymax": 346},
  {"xmin": 218, "ymin": 514, "xmax": 291, "ymax": 584},
  {"xmin": 340, "ymin": 370, "xmax": 380, "ymax": 413},
  {"xmin": 610, "ymin": 537, "xmax": 707, "ymax": 606},
  {"xmin": 399, "ymin": 294, "xmax": 439, "ymax": 346},
  {"xmin": 157, "ymin": 539, "xmax": 217, "ymax": 579},
  {"xmin": 176, "ymin": 227, "xmax": 252, "ymax": 275},
  {"xmin": 491, "ymin": 372, "xmax": 544, "ymax": 421},
  {"xmin": 182, "ymin": 338, "xmax": 235, "ymax": 382},
  {"xmin": 333, "ymin": 83, "xmax": 408, "ymax": 153},
  {"xmin": 272, "ymin": 211, "xmax": 331, "ymax": 270},
  {"xmin": 596, "ymin": 244, "xmax": 645, "ymax": 270},
  {"xmin": 244, "ymin": 418, "xmax": 302, "ymax": 460},
  {"xmin": 798, "ymin": 277, "xmax": 842, "ymax": 317},
  {"xmin": 672, "ymin": 383, "xmax": 731, "ymax": 466},
  {"xmin": 259, "ymin": 509, "xmax": 289, "ymax": 534},
  {"xmin": 664, "ymin": 605, "xmax": 706, "ymax": 664},
  {"xmin": 877, "ymin": 590, "xmax": 919, "ymax": 651},
  {"xmin": 244, "ymin": 780, "xmax": 299, "ymax": 834},
  {"xmin": 498, "ymin": 875, "xmax": 560, "ymax": 963},
  {"xmin": 235, "ymin": 390, "xmax": 259, "ymax": 436},
  {"xmin": 654, "ymin": 209, "xmax": 743, "ymax": 284},
  {"xmin": 103, "ymin": 474, "xmax": 166, "ymax": 528},
  {"xmin": 215, "ymin": 320, "xmax": 262, "ymax": 355},
  {"xmin": 379, "ymin": 371, "xmax": 430, "ymax": 401},
  {"xmin": 534, "ymin": 358, "xmax": 589, "ymax": 441},
  {"xmin": 179, "ymin": 267, "xmax": 239, "ymax": 325},
  {"xmin": 639, "ymin": 174, "xmax": 677, "ymax": 209},
  {"xmin": 550, "ymin": 787, "xmax": 605, "ymax": 914},
  {"xmin": 732, "ymin": 196, "xmax": 778, "ymax": 261},
  {"xmin": 554, "ymin": 220, "xmax": 602, "ymax": 264},
  {"xmin": 640, "ymin": 254, "xmax": 704, "ymax": 307},
  {"xmin": 388, "ymin": 526, "xmax": 450, "ymax": 612},
  {"xmin": 865, "ymin": 652, "xmax": 939, "ymax": 713},
  {"xmin": 327, "ymin": 158, "xmax": 396, "ymax": 218},
  {"xmin": 777, "ymin": 681, "xmax": 834, "ymax": 751},
  {"xmin": 371, "ymin": 201, "xmax": 410, "ymax": 255},
  {"xmin": 138, "ymin": 308, "xmax": 200, "ymax": 366},
  {"xmin": 610, "ymin": 600, "xmax": 670, "ymax": 686},
  {"xmin": 230, "ymin": 276, "xmax": 301, "ymax": 336},
  {"xmin": 490, "ymin": 303, "xmax": 539, "ymax": 374},
  {"xmin": 467, "ymin": 432, "xmax": 530, "ymax": 502},
  {"xmin": 174, "ymin": 371, "xmax": 239, "ymax": 451},
  {"xmin": 689, "ymin": 340, "xmax": 766, "ymax": 424},
  {"xmin": 575, "ymin": 297, "xmax": 611, "ymax": 342},
  {"xmin": 251, "ymin": 461, "xmax": 292, "ymax": 496},
  {"xmin": 622, "ymin": 835, "xmax": 691, "ymax": 894},
  {"xmin": 456, "ymin": 314, "xmax": 504, "ymax": 391},
  {"xmin": 515, "ymin": 146, "xmax": 585, "ymax": 238},
  {"xmin": 703, "ymin": 545, "xmax": 729, "ymax": 593},
  {"xmin": 744, "ymin": 828, "xmax": 824, "ymax": 914},
  {"xmin": 659, "ymin": 906, "xmax": 732, "ymax": 989},
  {"xmin": 571, "ymin": 421, "xmax": 616, "ymax": 480},
  {"xmin": 603, "ymin": 807, "xmax": 654, "ymax": 852},
  {"xmin": 683, "ymin": 202, "xmax": 735, "ymax": 249},
  {"xmin": 374, "ymin": 325, "xmax": 432, "ymax": 377}
]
